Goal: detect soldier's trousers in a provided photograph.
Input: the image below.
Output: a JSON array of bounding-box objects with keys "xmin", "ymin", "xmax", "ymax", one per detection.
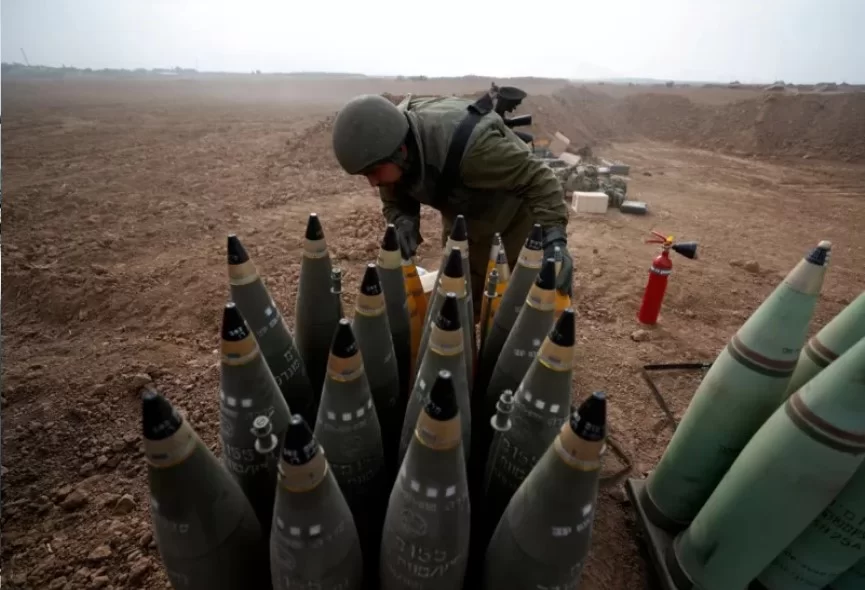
[{"xmin": 441, "ymin": 204, "xmax": 535, "ymax": 322}]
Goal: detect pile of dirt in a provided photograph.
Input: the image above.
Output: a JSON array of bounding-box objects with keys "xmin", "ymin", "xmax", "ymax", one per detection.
[
  {"xmin": 530, "ymin": 86, "xmax": 626, "ymax": 148},
  {"xmin": 381, "ymin": 84, "xmax": 865, "ymax": 162},
  {"xmin": 528, "ymin": 85, "xmax": 865, "ymax": 161}
]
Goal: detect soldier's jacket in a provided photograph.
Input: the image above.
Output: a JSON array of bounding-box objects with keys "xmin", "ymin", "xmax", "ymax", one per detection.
[
  {"xmin": 379, "ymin": 95, "xmax": 569, "ymax": 240},
  {"xmin": 379, "ymin": 95, "xmax": 570, "ymax": 314}
]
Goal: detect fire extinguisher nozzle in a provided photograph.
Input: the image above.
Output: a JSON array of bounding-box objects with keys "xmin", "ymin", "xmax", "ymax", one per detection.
[{"xmin": 672, "ymin": 242, "xmax": 698, "ymax": 260}]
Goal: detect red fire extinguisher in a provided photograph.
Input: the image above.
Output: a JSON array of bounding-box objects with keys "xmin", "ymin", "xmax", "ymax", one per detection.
[{"xmin": 637, "ymin": 231, "xmax": 698, "ymax": 325}]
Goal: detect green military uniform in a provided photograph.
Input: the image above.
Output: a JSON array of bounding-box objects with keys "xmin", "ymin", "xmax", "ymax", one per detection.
[{"xmin": 378, "ymin": 95, "xmax": 570, "ymax": 314}]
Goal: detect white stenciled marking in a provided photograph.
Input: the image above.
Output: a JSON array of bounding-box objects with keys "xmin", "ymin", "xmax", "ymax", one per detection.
[
  {"xmin": 550, "ymin": 404, "xmax": 561, "ymax": 413},
  {"xmin": 410, "ymin": 480, "xmax": 421, "ymax": 492},
  {"xmin": 264, "ymin": 306, "xmax": 273, "ymax": 317},
  {"xmin": 535, "ymin": 399, "xmax": 546, "ymax": 410},
  {"xmin": 418, "ymin": 379, "xmax": 426, "ymax": 391},
  {"xmin": 289, "ymin": 526, "xmax": 301, "ymax": 537},
  {"xmin": 219, "ymin": 390, "xmax": 226, "ymax": 401},
  {"xmin": 426, "ymin": 487, "xmax": 439, "ymax": 498},
  {"xmin": 445, "ymin": 486, "xmax": 456, "ymax": 497},
  {"xmin": 329, "ymin": 403, "xmax": 370, "ymax": 422},
  {"xmin": 226, "ymin": 396, "xmax": 238, "ymax": 407},
  {"xmin": 241, "ymin": 398, "xmax": 253, "ymax": 408},
  {"xmin": 276, "ymin": 517, "xmax": 285, "ymax": 530},
  {"xmin": 150, "ymin": 497, "xmax": 160, "ymax": 510},
  {"xmin": 552, "ymin": 526, "xmax": 572, "ymax": 537},
  {"xmin": 399, "ymin": 465, "xmax": 407, "ymax": 479},
  {"xmin": 523, "ymin": 392, "xmax": 533, "ymax": 402},
  {"xmin": 532, "ymin": 338, "xmax": 542, "ymax": 347},
  {"xmin": 367, "ymin": 399, "xmax": 373, "ymax": 409},
  {"xmin": 309, "ymin": 525, "xmax": 321, "ymax": 536},
  {"xmin": 582, "ymin": 504, "xmax": 593, "ymax": 517}
]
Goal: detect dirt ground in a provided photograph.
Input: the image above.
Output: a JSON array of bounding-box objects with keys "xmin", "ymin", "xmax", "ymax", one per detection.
[{"xmin": 2, "ymin": 76, "xmax": 864, "ymax": 590}]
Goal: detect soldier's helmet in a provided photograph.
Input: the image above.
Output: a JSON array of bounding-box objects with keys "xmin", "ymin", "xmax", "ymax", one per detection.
[{"xmin": 332, "ymin": 94, "xmax": 410, "ymax": 175}]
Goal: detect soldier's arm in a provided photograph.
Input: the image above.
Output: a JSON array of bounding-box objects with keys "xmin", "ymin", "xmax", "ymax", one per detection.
[
  {"xmin": 460, "ymin": 127, "xmax": 569, "ymax": 228},
  {"xmin": 379, "ymin": 184, "xmax": 420, "ymax": 225},
  {"xmin": 379, "ymin": 184, "xmax": 424, "ymax": 253}
]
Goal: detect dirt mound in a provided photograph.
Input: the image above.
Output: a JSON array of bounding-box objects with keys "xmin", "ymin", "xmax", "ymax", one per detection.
[
  {"xmin": 744, "ymin": 92, "xmax": 865, "ymax": 160},
  {"xmin": 528, "ymin": 84, "xmax": 865, "ymax": 161},
  {"xmin": 530, "ymin": 85, "xmax": 628, "ymax": 148}
]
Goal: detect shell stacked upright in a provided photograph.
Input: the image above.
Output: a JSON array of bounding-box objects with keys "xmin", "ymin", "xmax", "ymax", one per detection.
[
  {"xmin": 218, "ymin": 302, "xmax": 291, "ymax": 538},
  {"xmin": 227, "ymin": 234, "xmax": 315, "ymax": 424},
  {"xmin": 643, "ymin": 241, "xmax": 833, "ymax": 530},
  {"xmin": 295, "ymin": 213, "xmax": 342, "ymax": 410},
  {"xmin": 146, "ymin": 216, "xmax": 609, "ymax": 590},
  {"xmin": 144, "ymin": 389, "xmax": 270, "ymax": 590}
]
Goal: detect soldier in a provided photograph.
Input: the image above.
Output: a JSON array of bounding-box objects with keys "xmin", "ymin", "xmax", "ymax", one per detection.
[{"xmin": 331, "ymin": 92, "xmax": 574, "ymax": 318}]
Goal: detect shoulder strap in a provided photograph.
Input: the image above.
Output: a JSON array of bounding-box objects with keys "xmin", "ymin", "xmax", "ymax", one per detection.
[
  {"xmin": 396, "ymin": 93, "xmax": 413, "ymax": 111},
  {"xmin": 435, "ymin": 94, "xmax": 494, "ymax": 205}
]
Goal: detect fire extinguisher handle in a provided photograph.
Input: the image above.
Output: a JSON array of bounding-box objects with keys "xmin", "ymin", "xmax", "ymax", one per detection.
[{"xmin": 646, "ymin": 230, "xmax": 674, "ymax": 245}]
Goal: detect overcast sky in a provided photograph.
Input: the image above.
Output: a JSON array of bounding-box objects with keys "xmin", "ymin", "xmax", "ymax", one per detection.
[{"xmin": 2, "ymin": 0, "xmax": 864, "ymax": 83}]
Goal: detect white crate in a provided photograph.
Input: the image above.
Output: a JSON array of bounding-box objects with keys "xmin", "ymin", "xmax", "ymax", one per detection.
[
  {"xmin": 571, "ymin": 191, "xmax": 609, "ymax": 214},
  {"xmin": 559, "ymin": 152, "xmax": 581, "ymax": 166},
  {"xmin": 549, "ymin": 132, "xmax": 571, "ymax": 157}
]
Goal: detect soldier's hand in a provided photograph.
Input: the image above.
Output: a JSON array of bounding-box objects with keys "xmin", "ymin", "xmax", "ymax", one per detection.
[
  {"xmin": 394, "ymin": 217, "xmax": 421, "ymax": 257},
  {"xmin": 542, "ymin": 226, "xmax": 574, "ymax": 296}
]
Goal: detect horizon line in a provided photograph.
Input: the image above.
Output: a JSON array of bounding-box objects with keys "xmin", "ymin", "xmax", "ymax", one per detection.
[{"xmin": 2, "ymin": 62, "xmax": 861, "ymax": 86}]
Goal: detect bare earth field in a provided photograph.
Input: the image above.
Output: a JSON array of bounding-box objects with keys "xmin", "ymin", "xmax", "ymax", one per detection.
[{"xmin": 2, "ymin": 76, "xmax": 865, "ymax": 589}]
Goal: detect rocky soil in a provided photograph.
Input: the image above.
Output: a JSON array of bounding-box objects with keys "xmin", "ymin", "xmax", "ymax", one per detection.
[{"xmin": 2, "ymin": 76, "xmax": 864, "ymax": 589}]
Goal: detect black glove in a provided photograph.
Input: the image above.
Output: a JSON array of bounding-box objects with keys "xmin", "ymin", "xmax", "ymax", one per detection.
[
  {"xmin": 542, "ymin": 226, "xmax": 574, "ymax": 296},
  {"xmin": 394, "ymin": 216, "xmax": 423, "ymax": 257}
]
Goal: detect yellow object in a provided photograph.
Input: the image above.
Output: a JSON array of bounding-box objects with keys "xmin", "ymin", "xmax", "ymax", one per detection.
[
  {"xmin": 554, "ymin": 290, "xmax": 571, "ymax": 319},
  {"xmin": 478, "ymin": 295, "xmax": 491, "ymax": 333},
  {"xmin": 553, "ymin": 249, "xmax": 572, "ymax": 318},
  {"xmin": 405, "ymin": 288, "xmax": 419, "ymax": 380},
  {"xmin": 491, "ymin": 242, "xmax": 511, "ymax": 324},
  {"xmin": 402, "ymin": 257, "xmax": 427, "ymax": 381}
]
